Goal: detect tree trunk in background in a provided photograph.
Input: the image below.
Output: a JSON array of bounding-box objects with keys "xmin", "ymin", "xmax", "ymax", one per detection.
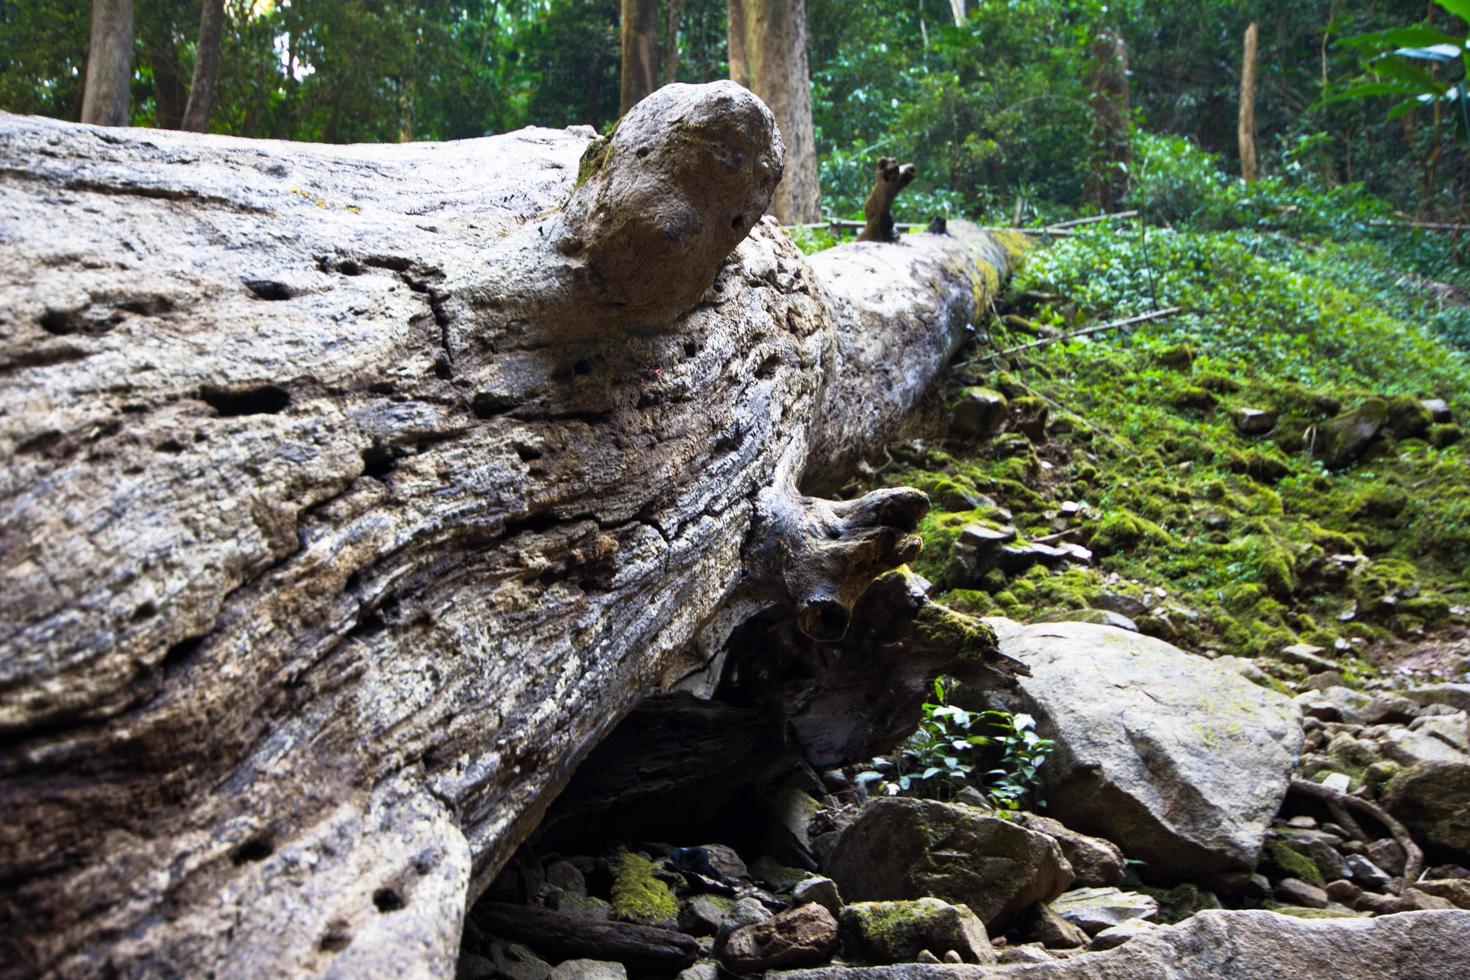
[
  {"xmin": 146, "ymin": 39, "xmax": 187, "ymax": 129},
  {"xmin": 620, "ymin": 0, "xmax": 658, "ymax": 114},
  {"xmin": 1239, "ymin": 21, "xmax": 1259, "ymax": 183},
  {"xmin": 728, "ymin": 0, "xmax": 822, "ymax": 223},
  {"xmin": 0, "ymin": 82, "xmax": 1017, "ymax": 978},
  {"xmin": 80, "ymin": 0, "xmax": 133, "ymax": 126},
  {"xmin": 664, "ymin": 0, "xmax": 681, "ymax": 86},
  {"xmin": 180, "ymin": 0, "xmax": 225, "ymax": 132},
  {"xmin": 948, "ymin": 0, "xmax": 967, "ymax": 27},
  {"xmin": 1086, "ymin": 30, "xmax": 1130, "ymax": 211}
]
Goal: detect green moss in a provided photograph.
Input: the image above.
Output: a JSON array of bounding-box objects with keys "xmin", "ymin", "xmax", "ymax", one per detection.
[
  {"xmin": 915, "ymin": 603, "xmax": 998, "ymax": 661},
  {"xmin": 1266, "ymin": 840, "xmax": 1325, "ymax": 886},
  {"xmin": 575, "ymin": 126, "xmax": 617, "ymax": 186},
  {"xmin": 609, "ymin": 852, "xmax": 676, "ymax": 925}
]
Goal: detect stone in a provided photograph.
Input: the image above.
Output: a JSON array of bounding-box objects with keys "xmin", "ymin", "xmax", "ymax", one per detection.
[
  {"xmin": 1284, "ymin": 816, "xmax": 1319, "ymax": 830},
  {"xmin": 945, "ymin": 523, "xmax": 1020, "ymax": 584},
  {"xmin": 1377, "ymin": 725, "xmax": 1470, "ymax": 767},
  {"xmin": 1273, "ymin": 878, "xmax": 1329, "ymax": 909},
  {"xmin": 1318, "ymin": 399, "xmax": 1386, "ymax": 469},
  {"xmin": 752, "ymin": 857, "xmax": 810, "ymax": 892},
  {"xmin": 1018, "ymin": 903, "xmax": 1089, "ymax": 949},
  {"xmin": 793, "ymin": 877, "xmax": 844, "ymax": 916},
  {"xmin": 1423, "ymin": 398, "xmax": 1453, "ymax": 423},
  {"xmin": 487, "ymin": 941, "xmax": 553, "ymax": 980},
  {"xmin": 550, "ymin": 894, "xmax": 613, "ymax": 922},
  {"xmin": 549, "ymin": 961, "xmax": 627, "ymax": 980},
  {"xmin": 952, "ymin": 388, "xmax": 1009, "ymax": 438},
  {"xmin": 1093, "ymin": 593, "xmax": 1151, "ymax": 620},
  {"xmin": 460, "ymin": 953, "xmax": 496, "ymax": 980},
  {"xmin": 1407, "ymin": 684, "xmax": 1470, "ymax": 714},
  {"xmin": 1364, "ymin": 840, "xmax": 1406, "ymax": 878},
  {"xmin": 997, "ymin": 945, "xmax": 1057, "ymax": 964},
  {"xmin": 672, "ymin": 845, "xmax": 749, "ymax": 882},
  {"xmin": 1345, "ymin": 855, "xmax": 1393, "ymax": 892},
  {"xmin": 1233, "ymin": 407, "xmax": 1276, "ymax": 434},
  {"xmin": 675, "ymin": 963, "xmax": 719, "ymax": 980},
  {"xmin": 825, "ymin": 798, "xmax": 1073, "ymax": 931},
  {"xmin": 1360, "ymin": 693, "xmax": 1420, "ymax": 725},
  {"xmin": 681, "ymin": 895, "xmax": 736, "ymax": 936},
  {"xmin": 1319, "ymin": 772, "xmax": 1352, "ymax": 794},
  {"xmin": 1013, "ymin": 813, "xmax": 1125, "ymax": 888},
  {"xmin": 1035, "ymin": 608, "xmax": 1137, "ymax": 631},
  {"xmin": 1279, "ymin": 643, "xmax": 1332, "ymax": 672},
  {"xmin": 713, "ymin": 897, "xmax": 773, "ymax": 955},
  {"xmin": 1086, "ymin": 917, "xmax": 1158, "ymax": 951},
  {"xmin": 1049, "ymin": 888, "xmax": 1159, "ymax": 936},
  {"xmin": 771, "ymin": 910, "xmax": 1470, "ymax": 980},
  {"xmin": 942, "ymin": 950, "xmax": 962, "ymax": 964},
  {"xmin": 720, "ymin": 903, "xmax": 839, "ymax": 973},
  {"xmin": 1314, "ymin": 686, "xmax": 1373, "ymax": 724},
  {"xmin": 840, "ymin": 899, "xmax": 996, "ymax": 965},
  {"xmin": 914, "ymin": 950, "xmax": 939, "ymax": 964},
  {"xmin": 1410, "ymin": 711, "xmax": 1470, "ymax": 753},
  {"xmin": 1382, "ymin": 761, "xmax": 1470, "ymax": 858},
  {"xmin": 1408, "ymin": 879, "xmax": 1470, "ymax": 909},
  {"xmin": 1402, "ymin": 889, "xmax": 1458, "ymax": 912},
  {"xmin": 1324, "ymin": 879, "xmax": 1361, "ymax": 904},
  {"xmin": 545, "ymin": 861, "xmax": 588, "ymax": 897},
  {"xmin": 1268, "ymin": 833, "xmax": 1351, "ymax": 884},
  {"xmin": 977, "ymin": 620, "xmax": 1303, "ymax": 878}
]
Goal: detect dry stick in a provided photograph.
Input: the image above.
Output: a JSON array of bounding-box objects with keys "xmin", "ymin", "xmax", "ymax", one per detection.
[
  {"xmin": 994, "ymin": 307, "xmax": 1182, "ymax": 357},
  {"xmin": 1369, "ymin": 218, "xmax": 1470, "ymax": 232},
  {"xmin": 1288, "ymin": 778, "xmax": 1424, "ymax": 892},
  {"xmin": 1048, "ymin": 210, "xmax": 1139, "ymax": 229}
]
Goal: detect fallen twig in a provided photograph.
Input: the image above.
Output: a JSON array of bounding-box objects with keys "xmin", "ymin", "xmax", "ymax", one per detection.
[{"xmin": 992, "ymin": 307, "xmax": 1183, "ymax": 357}]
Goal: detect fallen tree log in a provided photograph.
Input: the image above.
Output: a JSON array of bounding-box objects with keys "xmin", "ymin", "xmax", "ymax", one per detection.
[{"xmin": 0, "ymin": 82, "xmax": 1016, "ymax": 978}]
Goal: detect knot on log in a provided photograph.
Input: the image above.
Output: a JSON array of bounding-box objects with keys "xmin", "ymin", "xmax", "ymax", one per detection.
[
  {"xmin": 749, "ymin": 484, "xmax": 929, "ymax": 642},
  {"xmin": 556, "ymin": 80, "xmax": 784, "ymax": 330},
  {"xmin": 858, "ymin": 156, "xmax": 916, "ymax": 243}
]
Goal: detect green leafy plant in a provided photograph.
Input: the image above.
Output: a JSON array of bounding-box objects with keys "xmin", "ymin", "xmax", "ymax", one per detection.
[{"xmin": 856, "ymin": 677, "xmax": 1054, "ymax": 810}]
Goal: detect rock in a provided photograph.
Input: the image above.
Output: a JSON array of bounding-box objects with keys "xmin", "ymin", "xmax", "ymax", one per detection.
[
  {"xmin": 546, "ymin": 861, "xmax": 588, "ymax": 897},
  {"xmin": 840, "ymin": 898, "xmax": 996, "ymax": 965},
  {"xmin": 997, "ymin": 944, "xmax": 1057, "ymax": 964},
  {"xmin": 1092, "ymin": 593, "xmax": 1151, "ymax": 620},
  {"xmin": 1410, "ymin": 711, "xmax": 1470, "ymax": 754},
  {"xmin": 551, "ymin": 895, "xmax": 614, "ymax": 922},
  {"xmin": 1378, "ymin": 725, "xmax": 1470, "ymax": 767},
  {"xmin": 1018, "ymin": 903, "xmax": 1089, "ymax": 949},
  {"xmin": 1423, "ymin": 398, "xmax": 1453, "ymax": 423},
  {"xmin": 549, "ymin": 960, "xmax": 628, "ymax": 980},
  {"xmin": 1318, "ymin": 399, "xmax": 1386, "ymax": 469},
  {"xmin": 1313, "ymin": 686, "xmax": 1373, "ymax": 724},
  {"xmin": 1360, "ymin": 693, "xmax": 1420, "ymax": 725},
  {"xmin": 771, "ymin": 910, "xmax": 1470, "ymax": 979},
  {"xmin": 1364, "ymin": 840, "xmax": 1407, "ymax": 877},
  {"xmin": 1279, "ymin": 643, "xmax": 1333, "ymax": 672},
  {"xmin": 672, "ymin": 845, "xmax": 749, "ymax": 882},
  {"xmin": 941, "ymin": 950, "xmax": 962, "ymax": 964},
  {"xmin": 914, "ymin": 950, "xmax": 939, "ymax": 964},
  {"xmin": 1324, "ymin": 879, "xmax": 1361, "ymax": 904},
  {"xmin": 1049, "ymin": 888, "xmax": 1159, "ymax": 936},
  {"xmin": 1273, "ymin": 879, "xmax": 1329, "ymax": 909},
  {"xmin": 945, "ymin": 523, "xmax": 1020, "ymax": 584},
  {"xmin": 1319, "ymin": 772, "xmax": 1352, "ymax": 794},
  {"xmin": 825, "ymin": 798, "xmax": 1073, "ymax": 931},
  {"xmin": 1013, "ymin": 813, "xmax": 1126, "ymax": 887},
  {"xmin": 1146, "ymin": 882, "xmax": 1222, "ymax": 924},
  {"xmin": 1382, "ymin": 761, "xmax": 1470, "ymax": 858},
  {"xmin": 460, "ymin": 953, "xmax": 497, "ymax": 980},
  {"xmin": 1345, "ymin": 855, "xmax": 1393, "ymax": 892},
  {"xmin": 977, "ymin": 620, "xmax": 1303, "ymax": 878},
  {"xmin": 1407, "ymin": 684, "xmax": 1470, "ymax": 714},
  {"xmin": 952, "ymin": 388, "xmax": 1009, "ymax": 438},
  {"xmin": 1402, "ymin": 889, "xmax": 1458, "ymax": 911},
  {"xmin": 1086, "ymin": 917, "xmax": 1158, "ymax": 951},
  {"xmin": 1233, "ymin": 407, "xmax": 1276, "ymax": 435},
  {"xmin": 793, "ymin": 877, "xmax": 845, "ymax": 916},
  {"xmin": 713, "ymin": 897, "xmax": 773, "ymax": 955},
  {"xmin": 1035, "ymin": 608, "xmax": 1138, "ymax": 632},
  {"xmin": 681, "ymin": 896, "xmax": 736, "ymax": 936},
  {"xmin": 720, "ymin": 903, "xmax": 839, "ymax": 973},
  {"xmin": 1408, "ymin": 879, "xmax": 1470, "ymax": 909},
  {"xmin": 675, "ymin": 962, "xmax": 719, "ymax": 980},
  {"xmin": 487, "ymin": 941, "xmax": 553, "ymax": 980},
  {"xmin": 752, "ymin": 857, "xmax": 811, "ymax": 892},
  {"xmin": 1285, "ymin": 816, "xmax": 1318, "ymax": 830},
  {"xmin": 1267, "ymin": 833, "xmax": 1350, "ymax": 884}
]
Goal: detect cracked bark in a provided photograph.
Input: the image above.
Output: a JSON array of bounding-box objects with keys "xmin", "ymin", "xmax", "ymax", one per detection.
[{"xmin": 0, "ymin": 82, "xmax": 1015, "ymax": 978}]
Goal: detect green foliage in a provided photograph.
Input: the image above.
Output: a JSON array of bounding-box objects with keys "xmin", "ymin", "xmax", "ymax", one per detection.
[{"xmin": 858, "ymin": 678, "xmax": 1054, "ymax": 811}]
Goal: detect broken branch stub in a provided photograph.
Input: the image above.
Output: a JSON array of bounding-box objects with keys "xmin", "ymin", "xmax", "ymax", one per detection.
[
  {"xmin": 858, "ymin": 156, "xmax": 917, "ymax": 243},
  {"xmin": 554, "ymin": 80, "xmax": 784, "ymax": 333}
]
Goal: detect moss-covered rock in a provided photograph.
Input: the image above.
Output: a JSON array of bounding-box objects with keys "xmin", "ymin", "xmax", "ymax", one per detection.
[
  {"xmin": 840, "ymin": 898, "xmax": 995, "ymax": 965},
  {"xmin": 609, "ymin": 852, "xmax": 677, "ymax": 927}
]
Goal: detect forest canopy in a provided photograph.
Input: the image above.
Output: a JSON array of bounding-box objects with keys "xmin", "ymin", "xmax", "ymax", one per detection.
[{"xmin": 3, "ymin": 0, "xmax": 1467, "ymax": 221}]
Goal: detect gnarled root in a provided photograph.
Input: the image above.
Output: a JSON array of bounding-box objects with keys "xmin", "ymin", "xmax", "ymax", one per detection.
[
  {"xmin": 1288, "ymin": 778, "xmax": 1424, "ymax": 891},
  {"xmin": 748, "ymin": 483, "xmax": 928, "ymax": 641}
]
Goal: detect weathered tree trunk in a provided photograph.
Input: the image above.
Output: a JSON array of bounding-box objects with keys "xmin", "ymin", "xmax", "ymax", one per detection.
[
  {"xmin": 80, "ymin": 0, "xmax": 133, "ymax": 126},
  {"xmin": 1239, "ymin": 21, "xmax": 1259, "ymax": 183},
  {"xmin": 180, "ymin": 0, "xmax": 225, "ymax": 133},
  {"xmin": 620, "ymin": 0, "xmax": 659, "ymax": 115},
  {"xmin": 1086, "ymin": 30, "xmax": 1130, "ymax": 212},
  {"xmin": 0, "ymin": 82, "xmax": 1014, "ymax": 978},
  {"xmin": 728, "ymin": 0, "xmax": 821, "ymax": 223},
  {"xmin": 664, "ymin": 0, "xmax": 681, "ymax": 85}
]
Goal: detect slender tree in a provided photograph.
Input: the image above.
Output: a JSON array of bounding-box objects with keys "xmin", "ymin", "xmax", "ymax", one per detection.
[
  {"xmin": 948, "ymin": 0, "xmax": 967, "ymax": 27},
  {"xmin": 728, "ymin": 0, "xmax": 821, "ymax": 222},
  {"xmin": 664, "ymin": 0, "xmax": 681, "ymax": 86},
  {"xmin": 1086, "ymin": 30, "xmax": 1130, "ymax": 211},
  {"xmin": 620, "ymin": 0, "xmax": 658, "ymax": 114},
  {"xmin": 1239, "ymin": 21, "xmax": 1259, "ymax": 183},
  {"xmin": 180, "ymin": 0, "xmax": 225, "ymax": 132},
  {"xmin": 80, "ymin": 0, "xmax": 134, "ymax": 126}
]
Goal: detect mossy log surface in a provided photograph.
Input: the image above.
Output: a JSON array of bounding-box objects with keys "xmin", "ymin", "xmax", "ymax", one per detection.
[{"xmin": 0, "ymin": 83, "xmax": 1014, "ymax": 978}]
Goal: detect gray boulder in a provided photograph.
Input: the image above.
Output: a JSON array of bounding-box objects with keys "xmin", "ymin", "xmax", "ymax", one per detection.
[
  {"xmin": 824, "ymin": 798, "xmax": 1073, "ymax": 930},
  {"xmin": 770, "ymin": 909, "xmax": 1470, "ymax": 979},
  {"xmin": 1013, "ymin": 813, "xmax": 1125, "ymax": 887},
  {"xmin": 1048, "ymin": 888, "xmax": 1158, "ymax": 936},
  {"xmin": 549, "ymin": 961, "xmax": 627, "ymax": 980},
  {"xmin": 977, "ymin": 620, "xmax": 1303, "ymax": 879},
  {"xmin": 1382, "ymin": 761, "xmax": 1470, "ymax": 858},
  {"xmin": 840, "ymin": 898, "xmax": 996, "ymax": 965},
  {"xmin": 720, "ymin": 904, "xmax": 839, "ymax": 973}
]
